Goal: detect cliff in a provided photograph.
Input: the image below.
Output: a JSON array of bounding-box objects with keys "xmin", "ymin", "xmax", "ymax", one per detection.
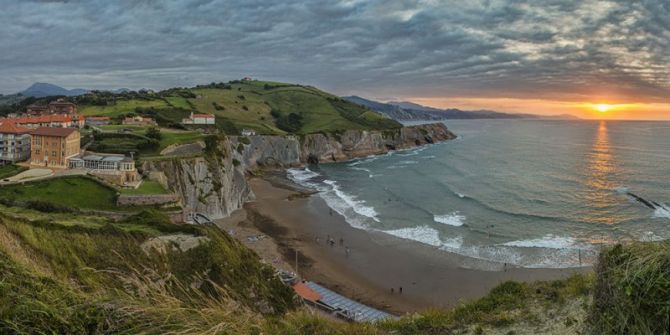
[
  {"xmin": 237, "ymin": 123, "xmax": 456, "ymax": 168},
  {"xmin": 145, "ymin": 123, "xmax": 455, "ymax": 219},
  {"xmin": 143, "ymin": 138, "xmax": 253, "ymax": 220}
]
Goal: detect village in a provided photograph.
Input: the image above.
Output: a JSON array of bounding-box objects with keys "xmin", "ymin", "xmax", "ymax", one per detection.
[{"xmin": 0, "ymin": 99, "xmax": 228, "ymax": 222}]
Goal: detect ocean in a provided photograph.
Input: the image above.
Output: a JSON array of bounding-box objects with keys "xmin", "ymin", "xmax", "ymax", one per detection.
[{"xmin": 288, "ymin": 120, "xmax": 670, "ymax": 269}]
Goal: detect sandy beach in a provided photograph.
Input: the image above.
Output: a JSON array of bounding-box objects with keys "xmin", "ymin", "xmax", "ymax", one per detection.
[{"xmin": 217, "ymin": 175, "xmax": 590, "ymax": 315}]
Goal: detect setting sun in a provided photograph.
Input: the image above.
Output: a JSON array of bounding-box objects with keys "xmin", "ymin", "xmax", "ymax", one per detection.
[{"xmin": 595, "ymin": 104, "xmax": 612, "ymax": 113}]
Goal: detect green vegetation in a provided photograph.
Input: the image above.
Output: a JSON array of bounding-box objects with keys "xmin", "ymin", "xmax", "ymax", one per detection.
[
  {"xmin": 88, "ymin": 132, "xmax": 158, "ymax": 155},
  {"xmin": 0, "ymin": 165, "xmax": 27, "ymax": 179},
  {"xmin": 79, "ymin": 99, "xmax": 170, "ymax": 117},
  {"xmin": 0, "ymin": 176, "xmax": 120, "ymax": 211},
  {"xmin": 119, "ymin": 180, "xmax": 167, "ymax": 195},
  {"xmin": 590, "ymin": 241, "xmax": 670, "ymax": 334},
  {"xmin": 71, "ymin": 80, "xmax": 401, "ymax": 136},
  {"xmin": 0, "ymin": 210, "xmax": 297, "ymax": 334}
]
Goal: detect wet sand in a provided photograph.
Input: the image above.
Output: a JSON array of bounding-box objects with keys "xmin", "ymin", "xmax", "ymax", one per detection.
[{"xmin": 217, "ymin": 176, "xmax": 590, "ymax": 315}]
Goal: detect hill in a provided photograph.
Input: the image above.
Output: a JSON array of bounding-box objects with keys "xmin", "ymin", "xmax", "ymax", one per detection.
[
  {"xmin": 344, "ymin": 96, "xmax": 580, "ymax": 121},
  {"xmin": 20, "ymin": 82, "xmax": 88, "ymax": 98},
  {"xmin": 71, "ymin": 80, "xmax": 401, "ymax": 135}
]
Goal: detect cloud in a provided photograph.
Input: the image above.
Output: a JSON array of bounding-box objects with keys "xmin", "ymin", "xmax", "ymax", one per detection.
[{"xmin": 0, "ymin": 0, "xmax": 668, "ymax": 104}]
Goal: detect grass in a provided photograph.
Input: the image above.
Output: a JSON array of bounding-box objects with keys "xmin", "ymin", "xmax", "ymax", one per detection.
[
  {"xmin": 79, "ymin": 99, "xmax": 170, "ymax": 117},
  {"xmin": 590, "ymin": 241, "xmax": 670, "ymax": 334},
  {"xmin": 0, "ymin": 164, "xmax": 27, "ymax": 179},
  {"xmin": 119, "ymin": 180, "xmax": 167, "ymax": 195},
  {"xmin": 0, "ymin": 176, "xmax": 120, "ymax": 211},
  {"xmin": 158, "ymin": 131, "xmax": 205, "ymax": 151},
  {"xmin": 0, "ymin": 209, "xmax": 298, "ymax": 334}
]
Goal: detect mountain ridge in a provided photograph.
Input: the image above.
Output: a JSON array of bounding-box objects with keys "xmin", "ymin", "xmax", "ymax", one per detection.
[{"xmin": 344, "ymin": 95, "xmax": 579, "ymax": 121}]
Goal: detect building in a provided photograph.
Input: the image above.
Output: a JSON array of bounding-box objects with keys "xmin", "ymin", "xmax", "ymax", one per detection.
[
  {"xmin": 30, "ymin": 127, "xmax": 80, "ymax": 168},
  {"xmin": 26, "ymin": 99, "xmax": 77, "ymax": 116},
  {"xmin": 48, "ymin": 99, "xmax": 78, "ymax": 115},
  {"xmin": 26, "ymin": 104, "xmax": 49, "ymax": 116},
  {"xmin": 69, "ymin": 152, "xmax": 139, "ymax": 186},
  {"xmin": 181, "ymin": 112, "xmax": 215, "ymax": 125},
  {"xmin": 122, "ymin": 115, "xmax": 157, "ymax": 126},
  {"xmin": 85, "ymin": 116, "xmax": 111, "ymax": 126},
  {"xmin": 5, "ymin": 114, "xmax": 85, "ymax": 128},
  {"xmin": 241, "ymin": 128, "xmax": 256, "ymax": 136},
  {"xmin": 0, "ymin": 121, "xmax": 32, "ymax": 164}
]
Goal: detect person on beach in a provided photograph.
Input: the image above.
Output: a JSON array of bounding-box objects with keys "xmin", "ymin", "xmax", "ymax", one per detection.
[
  {"xmin": 345, "ymin": 247, "xmax": 350, "ymax": 257},
  {"xmin": 391, "ymin": 288, "xmax": 394, "ymax": 294},
  {"xmin": 329, "ymin": 208, "xmax": 333, "ymax": 216},
  {"xmin": 339, "ymin": 237, "xmax": 344, "ymax": 246},
  {"xmin": 399, "ymin": 286, "xmax": 403, "ymax": 294}
]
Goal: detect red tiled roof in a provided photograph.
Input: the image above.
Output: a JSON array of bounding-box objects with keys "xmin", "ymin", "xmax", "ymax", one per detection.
[
  {"xmin": 292, "ymin": 282, "xmax": 321, "ymax": 302},
  {"xmin": 31, "ymin": 127, "xmax": 78, "ymax": 137},
  {"xmin": 192, "ymin": 114, "xmax": 215, "ymax": 118},
  {"xmin": 10, "ymin": 114, "xmax": 83, "ymax": 124},
  {"xmin": 0, "ymin": 121, "xmax": 32, "ymax": 134}
]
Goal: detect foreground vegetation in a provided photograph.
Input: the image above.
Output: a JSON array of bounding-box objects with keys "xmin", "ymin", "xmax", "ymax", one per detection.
[{"xmin": 0, "ymin": 182, "xmax": 666, "ymax": 334}]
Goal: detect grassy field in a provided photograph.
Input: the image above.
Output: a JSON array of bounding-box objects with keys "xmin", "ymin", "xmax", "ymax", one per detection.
[
  {"xmin": 0, "ymin": 176, "xmax": 121, "ymax": 211},
  {"xmin": 92, "ymin": 127, "xmax": 204, "ymax": 155},
  {"xmin": 186, "ymin": 81, "xmax": 400, "ymax": 135},
  {"xmin": 0, "ymin": 165, "xmax": 27, "ymax": 179},
  {"xmin": 75, "ymin": 80, "xmax": 401, "ymax": 136},
  {"xmin": 79, "ymin": 99, "xmax": 170, "ymax": 117},
  {"xmin": 119, "ymin": 180, "xmax": 167, "ymax": 195}
]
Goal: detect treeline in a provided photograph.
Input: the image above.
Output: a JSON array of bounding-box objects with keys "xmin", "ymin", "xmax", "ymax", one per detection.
[{"xmin": 270, "ymin": 109, "xmax": 304, "ymax": 133}]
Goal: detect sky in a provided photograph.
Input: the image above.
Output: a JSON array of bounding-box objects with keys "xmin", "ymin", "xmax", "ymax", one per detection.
[{"xmin": 1, "ymin": 0, "xmax": 669, "ymax": 119}]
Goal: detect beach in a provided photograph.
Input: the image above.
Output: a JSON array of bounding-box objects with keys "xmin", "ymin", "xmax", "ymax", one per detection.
[{"xmin": 217, "ymin": 174, "xmax": 589, "ymax": 315}]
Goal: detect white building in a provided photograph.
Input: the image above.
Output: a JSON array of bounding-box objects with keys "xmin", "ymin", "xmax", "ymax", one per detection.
[
  {"xmin": 182, "ymin": 112, "xmax": 215, "ymax": 125},
  {"xmin": 241, "ymin": 128, "xmax": 256, "ymax": 136},
  {"xmin": 0, "ymin": 121, "xmax": 32, "ymax": 164}
]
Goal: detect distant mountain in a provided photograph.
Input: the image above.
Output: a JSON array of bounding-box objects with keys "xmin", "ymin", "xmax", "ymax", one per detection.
[
  {"xmin": 343, "ymin": 96, "xmax": 579, "ymax": 121},
  {"xmin": 21, "ymin": 82, "xmax": 88, "ymax": 98}
]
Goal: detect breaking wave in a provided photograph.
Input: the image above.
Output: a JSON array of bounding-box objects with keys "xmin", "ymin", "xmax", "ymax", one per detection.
[{"xmin": 434, "ymin": 212, "xmax": 466, "ymax": 226}]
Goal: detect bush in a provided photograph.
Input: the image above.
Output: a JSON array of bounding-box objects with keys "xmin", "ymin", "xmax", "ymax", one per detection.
[
  {"xmin": 589, "ymin": 242, "xmax": 670, "ymax": 334},
  {"xmin": 271, "ymin": 109, "xmax": 303, "ymax": 133},
  {"xmin": 145, "ymin": 126, "xmax": 162, "ymax": 140}
]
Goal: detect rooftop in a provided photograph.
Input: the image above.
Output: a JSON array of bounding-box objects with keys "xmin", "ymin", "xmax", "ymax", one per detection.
[
  {"xmin": 0, "ymin": 121, "xmax": 32, "ymax": 134},
  {"xmin": 31, "ymin": 127, "xmax": 78, "ymax": 137}
]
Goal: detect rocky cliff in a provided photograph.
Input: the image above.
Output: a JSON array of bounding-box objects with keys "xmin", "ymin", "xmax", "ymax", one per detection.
[
  {"xmin": 236, "ymin": 123, "xmax": 456, "ymax": 168},
  {"xmin": 145, "ymin": 123, "xmax": 455, "ymax": 219},
  {"xmin": 142, "ymin": 138, "xmax": 253, "ymax": 220}
]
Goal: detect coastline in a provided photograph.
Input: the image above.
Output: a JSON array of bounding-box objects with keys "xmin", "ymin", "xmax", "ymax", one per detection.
[{"xmin": 217, "ymin": 173, "xmax": 591, "ymax": 315}]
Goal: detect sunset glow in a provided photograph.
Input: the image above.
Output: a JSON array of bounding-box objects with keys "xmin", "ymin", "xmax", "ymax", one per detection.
[{"xmin": 595, "ymin": 104, "xmax": 612, "ymax": 113}]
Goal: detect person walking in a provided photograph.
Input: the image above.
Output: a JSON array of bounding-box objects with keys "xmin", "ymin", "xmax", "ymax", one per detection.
[{"xmin": 399, "ymin": 286, "xmax": 403, "ymax": 294}]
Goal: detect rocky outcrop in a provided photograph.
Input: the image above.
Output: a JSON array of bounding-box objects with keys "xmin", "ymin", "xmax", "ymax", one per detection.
[
  {"xmin": 145, "ymin": 123, "xmax": 455, "ymax": 219},
  {"xmin": 142, "ymin": 139, "xmax": 253, "ymax": 220},
  {"xmin": 235, "ymin": 123, "xmax": 456, "ymax": 167}
]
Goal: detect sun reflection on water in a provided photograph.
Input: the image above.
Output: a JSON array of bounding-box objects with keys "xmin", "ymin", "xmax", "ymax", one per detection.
[{"xmin": 582, "ymin": 121, "xmax": 625, "ymax": 225}]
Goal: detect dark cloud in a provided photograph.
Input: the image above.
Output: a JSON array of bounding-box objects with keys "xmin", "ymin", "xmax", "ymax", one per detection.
[{"xmin": 0, "ymin": 0, "xmax": 668, "ymax": 103}]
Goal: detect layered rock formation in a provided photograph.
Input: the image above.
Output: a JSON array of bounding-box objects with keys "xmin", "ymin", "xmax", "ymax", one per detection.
[
  {"xmin": 236, "ymin": 123, "xmax": 456, "ymax": 168},
  {"xmin": 144, "ymin": 123, "xmax": 455, "ymax": 219}
]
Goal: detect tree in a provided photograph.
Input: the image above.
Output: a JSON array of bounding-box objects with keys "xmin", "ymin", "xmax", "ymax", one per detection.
[{"xmin": 145, "ymin": 127, "xmax": 162, "ymax": 140}]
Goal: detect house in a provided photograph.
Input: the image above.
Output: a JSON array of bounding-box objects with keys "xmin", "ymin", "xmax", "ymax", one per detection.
[
  {"xmin": 0, "ymin": 121, "xmax": 32, "ymax": 164},
  {"xmin": 30, "ymin": 127, "xmax": 81, "ymax": 168},
  {"xmin": 241, "ymin": 128, "xmax": 256, "ymax": 136},
  {"xmin": 6, "ymin": 114, "xmax": 85, "ymax": 128},
  {"xmin": 48, "ymin": 99, "xmax": 78, "ymax": 115},
  {"xmin": 26, "ymin": 99, "xmax": 77, "ymax": 116},
  {"xmin": 69, "ymin": 152, "xmax": 139, "ymax": 186},
  {"xmin": 181, "ymin": 112, "xmax": 215, "ymax": 125},
  {"xmin": 242, "ymin": 77, "xmax": 252, "ymax": 81},
  {"xmin": 26, "ymin": 104, "xmax": 49, "ymax": 116},
  {"xmin": 122, "ymin": 115, "xmax": 157, "ymax": 126},
  {"xmin": 85, "ymin": 116, "xmax": 111, "ymax": 126}
]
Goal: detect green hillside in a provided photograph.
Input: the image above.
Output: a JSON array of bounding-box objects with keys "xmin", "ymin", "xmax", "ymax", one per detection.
[{"xmin": 71, "ymin": 80, "xmax": 401, "ymax": 135}]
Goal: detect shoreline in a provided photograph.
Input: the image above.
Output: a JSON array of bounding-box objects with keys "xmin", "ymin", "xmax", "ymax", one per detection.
[{"xmin": 217, "ymin": 175, "xmax": 591, "ymax": 315}]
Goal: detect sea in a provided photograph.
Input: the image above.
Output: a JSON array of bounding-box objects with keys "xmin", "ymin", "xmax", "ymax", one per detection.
[{"xmin": 288, "ymin": 120, "xmax": 670, "ymax": 269}]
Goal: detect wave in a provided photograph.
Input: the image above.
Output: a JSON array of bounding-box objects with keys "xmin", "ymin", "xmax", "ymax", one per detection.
[
  {"xmin": 653, "ymin": 204, "xmax": 670, "ymax": 219},
  {"xmin": 287, "ymin": 167, "xmax": 320, "ymax": 182},
  {"xmin": 434, "ymin": 212, "xmax": 466, "ymax": 226},
  {"xmin": 383, "ymin": 226, "xmax": 463, "ymax": 249},
  {"xmin": 322, "ymin": 180, "xmax": 380, "ymax": 223},
  {"xmin": 502, "ymin": 234, "xmax": 581, "ymax": 249}
]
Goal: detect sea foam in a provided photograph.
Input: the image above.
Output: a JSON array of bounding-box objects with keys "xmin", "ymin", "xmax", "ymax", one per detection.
[
  {"xmin": 502, "ymin": 234, "xmax": 579, "ymax": 249},
  {"xmin": 434, "ymin": 212, "xmax": 466, "ymax": 226}
]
